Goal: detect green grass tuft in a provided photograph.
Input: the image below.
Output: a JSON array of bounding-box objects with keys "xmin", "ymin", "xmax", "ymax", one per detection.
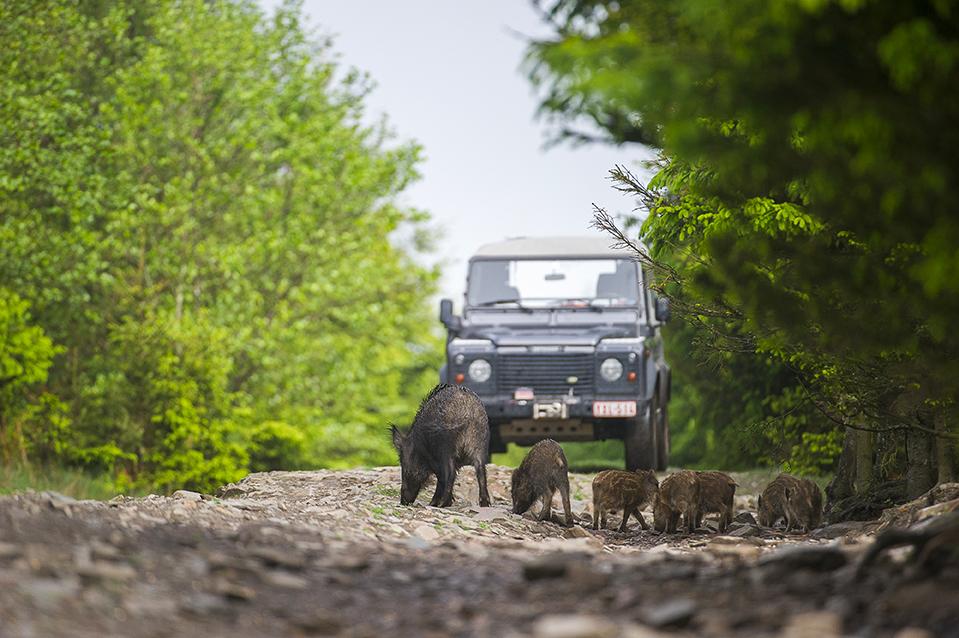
[{"xmin": 0, "ymin": 462, "xmax": 136, "ymax": 500}]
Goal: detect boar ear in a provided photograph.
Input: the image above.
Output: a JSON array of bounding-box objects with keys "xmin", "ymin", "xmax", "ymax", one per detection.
[{"xmin": 390, "ymin": 424, "xmax": 405, "ymax": 452}]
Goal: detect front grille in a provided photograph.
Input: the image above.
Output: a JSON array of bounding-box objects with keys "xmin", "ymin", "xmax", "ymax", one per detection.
[{"xmin": 496, "ymin": 353, "xmax": 594, "ymax": 396}]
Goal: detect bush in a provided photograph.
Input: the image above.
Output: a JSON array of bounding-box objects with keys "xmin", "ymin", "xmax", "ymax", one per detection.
[{"xmin": 248, "ymin": 421, "xmax": 308, "ymax": 472}]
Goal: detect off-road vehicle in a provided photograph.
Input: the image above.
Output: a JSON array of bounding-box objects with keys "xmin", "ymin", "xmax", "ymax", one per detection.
[{"xmin": 438, "ymin": 236, "xmax": 670, "ymax": 470}]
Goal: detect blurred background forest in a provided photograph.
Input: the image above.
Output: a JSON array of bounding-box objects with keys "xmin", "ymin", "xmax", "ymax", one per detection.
[
  {"xmin": 2, "ymin": 0, "xmax": 957, "ymax": 507},
  {"xmin": 1, "ymin": 0, "xmax": 441, "ymax": 495}
]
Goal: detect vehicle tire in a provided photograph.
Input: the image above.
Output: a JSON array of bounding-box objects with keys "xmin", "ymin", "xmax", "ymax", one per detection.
[
  {"xmin": 656, "ymin": 402, "xmax": 670, "ymax": 471},
  {"xmin": 486, "ymin": 426, "xmax": 506, "ymax": 462},
  {"xmin": 624, "ymin": 401, "xmax": 656, "ymax": 470}
]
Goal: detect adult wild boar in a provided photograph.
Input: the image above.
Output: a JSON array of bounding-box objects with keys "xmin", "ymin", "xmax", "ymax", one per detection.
[
  {"xmin": 391, "ymin": 384, "xmax": 491, "ymax": 507},
  {"xmin": 694, "ymin": 471, "xmax": 737, "ymax": 532},
  {"xmin": 592, "ymin": 469, "xmax": 659, "ymax": 532},
  {"xmin": 511, "ymin": 439, "xmax": 573, "ymax": 527}
]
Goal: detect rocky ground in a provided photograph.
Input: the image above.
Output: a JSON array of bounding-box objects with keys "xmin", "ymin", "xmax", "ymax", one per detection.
[{"xmin": 0, "ymin": 466, "xmax": 956, "ymax": 638}]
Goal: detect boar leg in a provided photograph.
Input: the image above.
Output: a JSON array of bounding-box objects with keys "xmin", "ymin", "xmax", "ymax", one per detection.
[
  {"xmin": 538, "ymin": 489, "xmax": 553, "ymax": 521},
  {"xmin": 558, "ymin": 480, "xmax": 573, "ymax": 527},
  {"xmin": 440, "ymin": 466, "xmax": 458, "ymax": 507},
  {"xmin": 473, "ymin": 460, "xmax": 491, "ymax": 507},
  {"xmin": 592, "ymin": 492, "xmax": 602, "ymax": 530},
  {"xmin": 429, "ymin": 474, "xmax": 448, "ymax": 507},
  {"xmin": 684, "ymin": 507, "xmax": 697, "ymax": 534},
  {"xmin": 633, "ymin": 508, "xmax": 649, "ymax": 531},
  {"xmin": 718, "ymin": 507, "xmax": 729, "ymax": 533},
  {"xmin": 430, "ymin": 462, "xmax": 456, "ymax": 507},
  {"xmin": 618, "ymin": 507, "xmax": 631, "ymax": 532}
]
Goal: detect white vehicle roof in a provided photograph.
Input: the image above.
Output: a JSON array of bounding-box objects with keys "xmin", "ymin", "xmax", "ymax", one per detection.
[{"xmin": 471, "ymin": 235, "xmax": 638, "ymax": 259}]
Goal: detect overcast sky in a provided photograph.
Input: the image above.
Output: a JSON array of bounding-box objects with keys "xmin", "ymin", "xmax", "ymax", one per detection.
[{"xmin": 259, "ymin": 1, "xmax": 656, "ymax": 305}]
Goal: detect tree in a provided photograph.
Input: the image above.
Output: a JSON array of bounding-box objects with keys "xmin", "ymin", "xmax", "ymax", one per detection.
[
  {"xmin": 528, "ymin": 0, "xmax": 959, "ymax": 500},
  {"xmin": 0, "ymin": 0, "xmax": 441, "ymax": 491}
]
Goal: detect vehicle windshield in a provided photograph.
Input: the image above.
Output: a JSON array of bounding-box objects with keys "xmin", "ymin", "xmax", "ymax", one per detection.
[{"xmin": 467, "ymin": 258, "xmax": 639, "ymax": 308}]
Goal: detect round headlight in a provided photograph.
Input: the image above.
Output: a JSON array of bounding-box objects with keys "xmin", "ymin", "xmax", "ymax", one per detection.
[
  {"xmin": 468, "ymin": 359, "xmax": 492, "ymax": 383},
  {"xmin": 600, "ymin": 358, "xmax": 624, "ymax": 382}
]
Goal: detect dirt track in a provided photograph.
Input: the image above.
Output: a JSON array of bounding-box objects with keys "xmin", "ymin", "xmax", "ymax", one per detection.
[{"xmin": 0, "ymin": 466, "xmax": 956, "ymax": 637}]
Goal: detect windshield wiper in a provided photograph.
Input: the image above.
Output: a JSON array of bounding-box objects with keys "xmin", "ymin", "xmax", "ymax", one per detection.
[{"xmin": 475, "ymin": 299, "xmax": 534, "ymax": 313}]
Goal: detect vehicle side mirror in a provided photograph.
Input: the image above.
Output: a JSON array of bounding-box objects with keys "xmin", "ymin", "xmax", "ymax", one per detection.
[
  {"xmin": 439, "ymin": 298, "xmax": 461, "ymax": 331},
  {"xmin": 654, "ymin": 296, "xmax": 671, "ymax": 323}
]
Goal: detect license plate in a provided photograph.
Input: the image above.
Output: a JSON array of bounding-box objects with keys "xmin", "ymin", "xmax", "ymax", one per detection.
[
  {"xmin": 513, "ymin": 387, "xmax": 535, "ymax": 401},
  {"xmin": 592, "ymin": 401, "xmax": 637, "ymax": 418}
]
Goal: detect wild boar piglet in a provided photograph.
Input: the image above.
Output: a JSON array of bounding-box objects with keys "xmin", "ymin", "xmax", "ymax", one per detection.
[
  {"xmin": 511, "ymin": 439, "xmax": 573, "ymax": 527},
  {"xmin": 757, "ymin": 473, "xmax": 803, "ymax": 529},
  {"xmin": 653, "ymin": 470, "xmax": 701, "ymax": 534},
  {"xmin": 694, "ymin": 471, "xmax": 737, "ymax": 532},
  {"xmin": 592, "ymin": 469, "xmax": 659, "ymax": 532},
  {"xmin": 784, "ymin": 477, "xmax": 823, "ymax": 532}
]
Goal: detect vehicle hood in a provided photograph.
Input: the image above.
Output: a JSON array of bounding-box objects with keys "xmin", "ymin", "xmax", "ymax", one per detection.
[{"xmin": 458, "ymin": 310, "xmax": 640, "ymax": 346}]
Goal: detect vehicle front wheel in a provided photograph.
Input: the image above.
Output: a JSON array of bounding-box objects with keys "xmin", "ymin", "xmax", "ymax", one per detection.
[
  {"xmin": 656, "ymin": 403, "xmax": 670, "ymax": 471},
  {"xmin": 624, "ymin": 402, "xmax": 656, "ymax": 470},
  {"xmin": 652, "ymin": 391, "xmax": 670, "ymax": 471}
]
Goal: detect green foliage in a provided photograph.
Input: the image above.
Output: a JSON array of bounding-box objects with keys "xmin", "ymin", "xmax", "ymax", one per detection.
[
  {"xmin": 0, "ymin": 0, "xmax": 441, "ymax": 494},
  {"xmin": 528, "ymin": 0, "xmax": 959, "ymax": 476},
  {"xmin": 248, "ymin": 422, "xmax": 308, "ymax": 472},
  {"xmin": 0, "ymin": 288, "xmax": 63, "ymax": 462},
  {"xmin": 0, "ymin": 289, "xmax": 59, "ymax": 409}
]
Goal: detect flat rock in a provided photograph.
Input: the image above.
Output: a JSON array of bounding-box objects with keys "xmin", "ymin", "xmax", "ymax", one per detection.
[
  {"xmin": 472, "ymin": 506, "xmax": 510, "ymax": 522},
  {"xmin": 564, "ymin": 524, "xmax": 593, "ymax": 539},
  {"xmin": 172, "ymin": 490, "xmax": 203, "ymax": 501},
  {"xmin": 809, "ymin": 521, "xmax": 875, "ymax": 540},
  {"xmin": 532, "ymin": 613, "xmax": 618, "ymax": 638},
  {"xmin": 17, "ymin": 577, "xmax": 81, "ymax": 611},
  {"xmin": 524, "ymin": 556, "xmax": 569, "ymax": 580},
  {"xmin": 733, "ymin": 512, "xmax": 758, "ymax": 525},
  {"xmin": 0, "ymin": 542, "xmax": 21, "ymax": 559},
  {"xmin": 261, "ymin": 570, "xmax": 310, "ymax": 589},
  {"xmin": 77, "ymin": 561, "xmax": 137, "ymax": 581},
  {"xmin": 758, "ymin": 544, "xmax": 848, "ymax": 572},
  {"xmin": 711, "ymin": 534, "xmax": 763, "ymax": 546},
  {"xmin": 727, "ymin": 523, "xmax": 762, "ymax": 538},
  {"xmin": 639, "ymin": 598, "xmax": 697, "ymax": 628},
  {"xmin": 708, "ymin": 543, "xmax": 762, "ymax": 560},
  {"xmin": 412, "ymin": 524, "xmax": 440, "ymax": 542},
  {"xmin": 778, "ymin": 610, "xmax": 842, "ymax": 638}
]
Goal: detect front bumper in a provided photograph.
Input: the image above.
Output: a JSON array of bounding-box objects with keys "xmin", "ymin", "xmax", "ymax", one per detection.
[{"xmin": 479, "ymin": 394, "xmax": 638, "ymax": 423}]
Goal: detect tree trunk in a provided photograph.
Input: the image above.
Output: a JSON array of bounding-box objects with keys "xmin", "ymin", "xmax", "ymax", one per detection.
[
  {"xmin": 906, "ymin": 427, "xmax": 935, "ymax": 499},
  {"xmin": 826, "ymin": 427, "xmax": 857, "ymax": 506},
  {"xmin": 936, "ymin": 412, "xmax": 956, "ymax": 484},
  {"xmin": 854, "ymin": 426, "xmax": 875, "ymax": 494}
]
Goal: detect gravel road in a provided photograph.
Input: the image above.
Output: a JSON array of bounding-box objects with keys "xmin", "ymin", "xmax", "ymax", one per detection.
[{"xmin": 0, "ymin": 466, "xmax": 956, "ymax": 637}]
